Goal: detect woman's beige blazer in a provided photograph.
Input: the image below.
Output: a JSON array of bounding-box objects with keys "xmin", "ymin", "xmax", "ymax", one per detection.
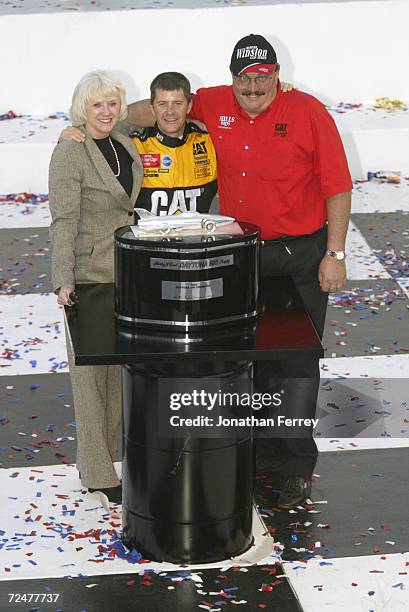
[{"xmin": 49, "ymin": 127, "xmax": 143, "ymax": 291}]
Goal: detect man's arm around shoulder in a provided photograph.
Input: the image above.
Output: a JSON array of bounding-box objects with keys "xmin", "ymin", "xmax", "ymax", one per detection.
[{"xmin": 127, "ymin": 99, "xmax": 154, "ymax": 127}]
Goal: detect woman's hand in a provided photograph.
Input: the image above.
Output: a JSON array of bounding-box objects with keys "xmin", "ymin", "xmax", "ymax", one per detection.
[
  {"xmin": 280, "ymin": 81, "xmax": 294, "ymax": 92},
  {"xmin": 57, "ymin": 284, "xmax": 78, "ymax": 306},
  {"xmin": 59, "ymin": 127, "xmax": 85, "ymax": 143}
]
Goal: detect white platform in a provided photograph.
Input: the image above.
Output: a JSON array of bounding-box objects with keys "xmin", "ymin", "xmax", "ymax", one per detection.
[
  {"xmin": 0, "ymin": 1, "xmax": 408, "ymax": 115},
  {"xmin": 0, "ymin": 0, "xmax": 399, "ymax": 16},
  {"xmin": 284, "ymin": 553, "xmax": 409, "ymax": 612},
  {"xmin": 0, "ymin": 117, "xmax": 65, "ymax": 193},
  {"xmin": 328, "ymin": 106, "xmax": 409, "ymax": 180}
]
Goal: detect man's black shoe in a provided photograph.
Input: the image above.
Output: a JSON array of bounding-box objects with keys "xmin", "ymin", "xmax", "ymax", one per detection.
[
  {"xmin": 88, "ymin": 484, "xmax": 122, "ymax": 505},
  {"xmin": 276, "ymin": 476, "xmax": 311, "ymax": 510}
]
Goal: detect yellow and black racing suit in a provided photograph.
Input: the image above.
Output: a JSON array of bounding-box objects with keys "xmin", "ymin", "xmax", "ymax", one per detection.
[{"xmin": 131, "ymin": 122, "xmax": 217, "ymax": 215}]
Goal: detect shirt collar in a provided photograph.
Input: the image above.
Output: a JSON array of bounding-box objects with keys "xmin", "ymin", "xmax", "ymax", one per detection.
[{"xmin": 154, "ymin": 123, "xmax": 189, "ymax": 148}]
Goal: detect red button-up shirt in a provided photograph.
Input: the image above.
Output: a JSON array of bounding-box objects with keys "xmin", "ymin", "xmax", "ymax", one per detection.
[{"xmin": 190, "ymin": 84, "xmax": 352, "ymax": 239}]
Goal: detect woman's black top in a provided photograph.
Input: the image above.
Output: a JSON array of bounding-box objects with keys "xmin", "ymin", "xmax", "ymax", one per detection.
[{"xmin": 94, "ymin": 136, "xmax": 133, "ymax": 197}]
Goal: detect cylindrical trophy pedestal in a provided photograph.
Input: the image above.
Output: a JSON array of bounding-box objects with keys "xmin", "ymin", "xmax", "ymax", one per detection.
[
  {"xmin": 114, "ymin": 223, "xmax": 259, "ymax": 332},
  {"xmin": 121, "ymin": 360, "xmax": 254, "ymax": 564},
  {"xmin": 116, "ymin": 223, "xmax": 259, "ymax": 563}
]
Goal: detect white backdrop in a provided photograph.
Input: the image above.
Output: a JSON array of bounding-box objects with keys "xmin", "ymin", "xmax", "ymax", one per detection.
[{"xmin": 1, "ymin": 0, "xmax": 408, "ymax": 115}]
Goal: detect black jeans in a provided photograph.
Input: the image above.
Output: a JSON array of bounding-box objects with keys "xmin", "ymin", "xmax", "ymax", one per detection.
[{"xmin": 255, "ymin": 225, "xmax": 328, "ymax": 478}]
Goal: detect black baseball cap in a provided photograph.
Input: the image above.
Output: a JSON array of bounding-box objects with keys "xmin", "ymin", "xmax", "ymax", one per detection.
[{"xmin": 230, "ymin": 34, "xmax": 278, "ymax": 75}]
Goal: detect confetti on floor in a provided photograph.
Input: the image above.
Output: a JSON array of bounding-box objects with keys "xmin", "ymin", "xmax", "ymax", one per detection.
[
  {"xmin": 0, "ymin": 293, "xmax": 67, "ymax": 376},
  {"xmin": 284, "ymin": 553, "xmax": 409, "ymax": 611},
  {"xmin": 0, "ymin": 464, "xmax": 275, "ymax": 581}
]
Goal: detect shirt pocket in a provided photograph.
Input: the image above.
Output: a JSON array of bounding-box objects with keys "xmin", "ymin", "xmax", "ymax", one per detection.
[
  {"xmin": 257, "ymin": 139, "xmax": 294, "ymax": 182},
  {"xmin": 213, "ymin": 132, "xmax": 237, "ymax": 172}
]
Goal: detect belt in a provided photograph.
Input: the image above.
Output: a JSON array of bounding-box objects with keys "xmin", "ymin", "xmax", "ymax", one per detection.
[{"xmin": 261, "ymin": 225, "xmax": 326, "ymax": 246}]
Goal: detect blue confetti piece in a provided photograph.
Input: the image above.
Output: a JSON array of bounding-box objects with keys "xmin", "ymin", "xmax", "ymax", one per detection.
[
  {"xmin": 29, "ymin": 360, "xmax": 37, "ymax": 368},
  {"xmin": 224, "ymin": 587, "xmax": 239, "ymax": 592},
  {"xmin": 30, "ymin": 384, "xmax": 39, "ymax": 391}
]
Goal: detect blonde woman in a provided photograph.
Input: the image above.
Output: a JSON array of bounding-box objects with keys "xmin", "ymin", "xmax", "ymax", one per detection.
[{"xmin": 49, "ymin": 71, "xmax": 143, "ymax": 502}]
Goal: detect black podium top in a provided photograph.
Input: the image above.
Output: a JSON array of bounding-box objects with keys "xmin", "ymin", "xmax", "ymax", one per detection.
[{"xmin": 65, "ymin": 276, "xmax": 323, "ymax": 365}]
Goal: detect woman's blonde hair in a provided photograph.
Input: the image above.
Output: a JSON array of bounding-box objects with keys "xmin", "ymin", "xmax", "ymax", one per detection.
[{"xmin": 69, "ymin": 70, "xmax": 128, "ymax": 126}]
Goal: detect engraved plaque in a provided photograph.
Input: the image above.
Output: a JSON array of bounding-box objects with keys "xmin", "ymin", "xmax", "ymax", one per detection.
[{"xmin": 162, "ymin": 279, "xmax": 223, "ymax": 301}]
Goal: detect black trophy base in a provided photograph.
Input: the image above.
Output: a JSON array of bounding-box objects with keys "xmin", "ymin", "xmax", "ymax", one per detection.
[
  {"xmin": 121, "ymin": 361, "xmax": 254, "ymax": 564},
  {"xmin": 122, "ymin": 510, "xmax": 253, "ymax": 564}
]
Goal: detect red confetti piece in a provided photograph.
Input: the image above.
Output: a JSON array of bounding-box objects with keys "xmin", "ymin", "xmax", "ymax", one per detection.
[{"xmin": 261, "ymin": 567, "xmax": 277, "ymax": 576}]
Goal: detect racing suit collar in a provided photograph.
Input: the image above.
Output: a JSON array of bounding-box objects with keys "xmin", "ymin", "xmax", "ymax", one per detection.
[{"xmin": 154, "ymin": 123, "xmax": 189, "ymax": 148}]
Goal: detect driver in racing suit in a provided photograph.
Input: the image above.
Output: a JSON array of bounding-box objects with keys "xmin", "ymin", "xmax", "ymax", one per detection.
[{"xmin": 131, "ymin": 72, "xmax": 217, "ymax": 216}]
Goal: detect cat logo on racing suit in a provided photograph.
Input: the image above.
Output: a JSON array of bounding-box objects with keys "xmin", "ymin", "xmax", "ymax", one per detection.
[{"xmin": 132, "ymin": 123, "xmax": 217, "ymax": 216}]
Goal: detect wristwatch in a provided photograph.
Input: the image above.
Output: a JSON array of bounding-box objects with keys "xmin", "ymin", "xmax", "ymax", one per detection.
[{"xmin": 326, "ymin": 249, "xmax": 345, "ymax": 261}]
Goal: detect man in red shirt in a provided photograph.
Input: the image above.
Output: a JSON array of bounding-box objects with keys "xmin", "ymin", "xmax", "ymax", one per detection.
[{"xmin": 128, "ymin": 35, "xmax": 352, "ymax": 509}]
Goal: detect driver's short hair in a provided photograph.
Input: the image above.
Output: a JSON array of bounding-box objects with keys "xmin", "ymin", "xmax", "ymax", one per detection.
[{"xmin": 150, "ymin": 72, "xmax": 191, "ymax": 104}]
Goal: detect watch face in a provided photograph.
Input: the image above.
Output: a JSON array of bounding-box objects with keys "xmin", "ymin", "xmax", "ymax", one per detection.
[{"xmin": 327, "ymin": 249, "xmax": 345, "ymax": 260}]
